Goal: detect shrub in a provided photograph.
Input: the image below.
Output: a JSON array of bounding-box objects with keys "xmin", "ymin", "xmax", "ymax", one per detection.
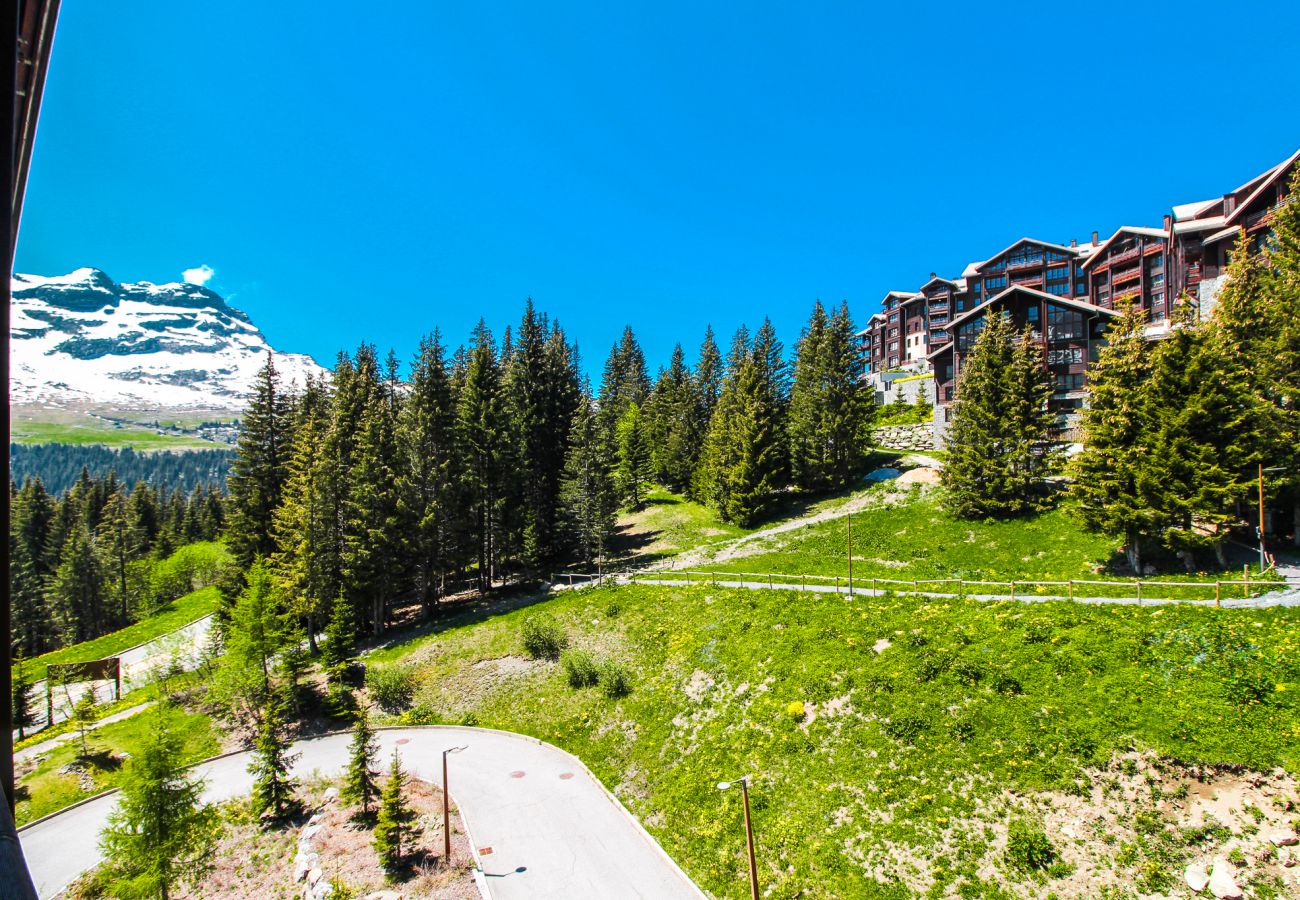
[
  {"xmin": 366, "ymin": 666, "xmax": 416, "ymax": 714},
  {"xmin": 598, "ymin": 660, "xmax": 632, "ymax": 698},
  {"xmin": 951, "ymin": 659, "xmax": 983, "ymax": 686},
  {"xmin": 883, "ymin": 713, "xmax": 929, "ymax": 743},
  {"xmin": 1005, "ymin": 821, "xmax": 1056, "ymax": 871},
  {"xmin": 604, "ymin": 600, "xmax": 622, "ymax": 618},
  {"xmin": 521, "ymin": 615, "xmax": 568, "ymax": 661},
  {"xmin": 992, "ymin": 673, "xmax": 1023, "ymax": 695},
  {"xmin": 561, "ymin": 650, "xmax": 600, "ymax": 688}
]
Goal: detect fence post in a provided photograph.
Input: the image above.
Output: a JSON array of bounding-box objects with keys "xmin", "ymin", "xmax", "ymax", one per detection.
[
  {"xmin": 1068, "ymin": 580, "xmax": 1074, "ymax": 602},
  {"xmin": 768, "ymin": 573, "xmax": 773, "ymax": 589},
  {"xmin": 913, "ymin": 579, "xmax": 918, "ymax": 598},
  {"xmin": 1136, "ymin": 581, "xmax": 1141, "ymax": 606},
  {"xmin": 1215, "ymin": 581, "xmax": 1221, "ymax": 607},
  {"xmin": 1010, "ymin": 580, "xmax": 1016, "ymax": 602},
  {"xmin": 1243, "ymin": 566, "xmax": 1249, "ymax": 599},
  {"xmin": 872, "ymin": 578, "xmax": 878, "ymax": 597},
  {"xmin": 835, "ymin": 575, "xmax": 840, "ymax": 594}
]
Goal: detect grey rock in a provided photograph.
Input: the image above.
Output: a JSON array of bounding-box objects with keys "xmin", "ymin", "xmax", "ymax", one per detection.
[
  {"xmin": 1208, "ymin": 859, "xmax": 1242, "ymax": 899},
  {"xmin": 1184, "ymin": 862, "xmax": 1209, "ymax": 893},
  {"xmin": 1269, "ymin": 829, "xmax": 1298, "ymax": 847}
]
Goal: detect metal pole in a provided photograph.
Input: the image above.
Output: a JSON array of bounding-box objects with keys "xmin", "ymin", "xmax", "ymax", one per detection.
[
  {"xmin": 1258, "ymin": 462, "xmax": 1266, "ymax": 573},
  {"xmin": 443, "ymin": 750, "xmax": 451, "ymax": 864},
  {"xmin": 740, "ymin": 779, "xmax": 759, "ymax": 900},
  {"xmin": 847, "ymin": 513, "xmax": 853, "ymax": 596}
]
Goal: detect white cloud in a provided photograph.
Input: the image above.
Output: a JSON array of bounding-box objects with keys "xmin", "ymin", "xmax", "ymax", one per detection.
[{"xmin": 182, "ymin": 264, "xmax": 215, "ymax": 286}]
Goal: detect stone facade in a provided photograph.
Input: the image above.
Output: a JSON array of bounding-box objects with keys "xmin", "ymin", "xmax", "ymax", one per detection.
[{"xmin": 870, "ymin": 422, "xmax": 935, "ymax": 452}]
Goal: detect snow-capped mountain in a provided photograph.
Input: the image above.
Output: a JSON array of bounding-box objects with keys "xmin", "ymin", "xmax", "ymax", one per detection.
[{"xmin": 11, "ymin": 268, "xmax": 326, "ymax": 410}]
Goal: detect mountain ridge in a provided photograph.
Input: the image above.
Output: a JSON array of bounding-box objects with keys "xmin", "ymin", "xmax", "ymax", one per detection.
[{"xmin": 11, "ymin": 267, "xmax": 326, "ymax": 411}]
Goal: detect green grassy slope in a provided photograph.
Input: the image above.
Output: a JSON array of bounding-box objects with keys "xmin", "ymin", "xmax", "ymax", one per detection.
[
  {"xmin": 10, "ymin": 412, "xmax": 223, "ymax": 449},
  {"xmin": 370, "ymin": 582, "xmax": 1299, "ymax": 899}
]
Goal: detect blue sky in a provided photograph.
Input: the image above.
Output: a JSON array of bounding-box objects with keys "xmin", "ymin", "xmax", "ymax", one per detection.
[{"xmin": 16, "ymin": 1, "xmax": 1300, "ymax": 375}]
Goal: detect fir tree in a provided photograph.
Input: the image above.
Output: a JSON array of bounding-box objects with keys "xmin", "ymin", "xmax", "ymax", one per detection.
[
  {"xmin": 789, "ymin": 300, "xmax": 871, "ymax": 491},
  {"xmin": 694, "ymin": 325, "xmax": 723, "ymax": 430},
  {"xmin": 458, "ymin": 322, "xmax": 509, "ymax": 591},
  {"xmin": 47, "ymin": 523, "xmax": 108, "ymax": 644},
  {"xmin": 615, "ymin": 402, "xmax": 653, "ymax": 511},
  {"xmin": 560, "ymin": 389, "xmax": 617, "ymax": 565},
  {"xmin": 645, "ymin": 344, "xmax": 701, "ymax": 492},
  {"xmin": 1069, "ymin": 300, "xmax": 1160, "ymax": 572},
  {"xmin": 12, "ymin": 651, "xmax": 36, "ymax": 740},
  {"xmin": 598, "ymin": 326, "xmax": 651, "ymax": 440},
  {"xmin": 215, "ymin": 560, "xmax": 283, "ymax": 723},
  {"xmin": 942, "ymin": 312, "xmax": 1057, "ymax": 518},
  {"xmin": 373, "ymin": 751, "xmax": 417, "ymax": 872},
  {"xmin": 397, "ymin": 332, "xmax": 460, "ymax": 617},
  {"xmin": 228, "ymin": 353, "xmax": 295, "ymax": 569},
  {"xmin": 101, "ymin": 707, "xmax": 217, "ymax": 900},
  {"xmin": 96, "ymin": 488, "xmax": 145, "ymax": 626},
  {"xmin": 249, "ymin": 697, "xmax": 299, "ymax": 824},
  {"xmin": 720, "ymin": 354, "xmax": 786, "ymax": 525},
  {"xmin": 342, "ymin": 711, "xmax": 380, "ymax": 820}
]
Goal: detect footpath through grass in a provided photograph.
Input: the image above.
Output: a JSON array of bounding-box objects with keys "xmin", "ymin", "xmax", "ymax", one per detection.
[{"xmin": 371, "ymin": 581, "xmax": 1299, "ymax": 899}]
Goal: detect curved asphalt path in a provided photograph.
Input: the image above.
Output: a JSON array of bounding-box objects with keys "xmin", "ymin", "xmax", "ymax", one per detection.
[{"xmin": 19, "ymin": 725, "xmax": 705, "ymax": 900}]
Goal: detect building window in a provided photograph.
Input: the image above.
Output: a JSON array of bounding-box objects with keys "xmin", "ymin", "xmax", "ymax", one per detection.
[
  {"xmin": 1046, "ymin": 305, "xmax": 1084, "ymax": 341},
  {"xmin": 1027, "ymin": 306, "xmax": 1039, "ymax": 321},
  {"xmin": 1046, "ymin": 265, "xmax": 1069, "ymax": 280},
  {"xmin": 985, "ymin": 275, "xmax": 1008, "ymax": 291},
  {"xmin": 1046, "ymin": 347, "xmax": 1084, "ymax": 365},
  {"xmin": 1046, "ymin": 282, "xmax": 1069, "ymax": 295}
]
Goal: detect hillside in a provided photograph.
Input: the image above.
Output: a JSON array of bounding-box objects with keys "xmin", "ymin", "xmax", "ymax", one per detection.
[
  {"xmin": 9, "ymin": 267, "xmax": 325, "ymax": 415},
  {"xmin": 367, "ymin": 582, "xmax": 1299, "ymax": 899}
]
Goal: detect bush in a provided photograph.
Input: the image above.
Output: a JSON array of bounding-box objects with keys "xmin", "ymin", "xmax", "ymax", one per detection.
[
  {"xmin": 1005, "ymin": 821, "xmax": 1056, "ymax": 871},
  {"xmin": 521, "ymin": 615, "xmax": 568, "ymax": 661},
  {"xmin": 366, "ymin": 666, "xmax": 416, "ymax": 713},
  {"xmin": 785, "ymin": 701, "xmax": 807, "ymax": 722},
  {"xmin": 561, "ymin": 650, "xmax": 600, "ymax": 688},
  {"xmin": 598, "ymin": 660, "xmax": 632, "ymax": 698}
]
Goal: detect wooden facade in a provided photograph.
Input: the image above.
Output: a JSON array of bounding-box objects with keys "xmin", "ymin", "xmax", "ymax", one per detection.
[{"xmin": 1082, "ymin": 226, "xmax": 1170, "ymax": 325}]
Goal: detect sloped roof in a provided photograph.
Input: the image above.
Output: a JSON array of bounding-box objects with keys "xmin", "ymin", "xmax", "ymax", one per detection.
[
  {"xmin": 1223, "ymin": 147, "xmax": 1300, "ymax": 227},
  {"xmin": 969, "ymin": 237, "xmax": 1087, "ymax": 275},
  {"xmin": 1172, "ymin": 198, "xmax": 1219, "ymax": 221},
  {"xmin": 938, "ymin": 285, "xmax": 1120, "ymax": 337},
  {"xmin": 1080, "ymin": 226, "xmax": 1169, "ymax": 270}
]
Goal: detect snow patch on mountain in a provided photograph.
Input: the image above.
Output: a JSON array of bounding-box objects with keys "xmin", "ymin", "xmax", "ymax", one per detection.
[{"xmin": 11, "ymin": 268, "xmax": 326, "ymax": 410}]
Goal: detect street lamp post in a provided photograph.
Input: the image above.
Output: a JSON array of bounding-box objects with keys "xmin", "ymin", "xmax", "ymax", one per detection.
[
  {"xmin": 442, "ymin": 745, "xmax": 467, "ymax": 865},
  {"xmin": 717, "ymin": 776, "xmax": 759, "ymax": 900}
]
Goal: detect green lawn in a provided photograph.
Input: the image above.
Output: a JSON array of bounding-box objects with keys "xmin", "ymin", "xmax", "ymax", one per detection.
[
  {"xmin": 368, "ymin": 582, "xmax": 1299, "ymax": 899},
  {"xmin": 19, "ymin": 584, "xmax": 221, "ymax": 684},
  {"xmin": 679, "ymin": 489, "xmax": 1279, "ymax": 601},
  {"xmin": 15, "ymin": 700, "xmax": 218, "ymax": 826}
]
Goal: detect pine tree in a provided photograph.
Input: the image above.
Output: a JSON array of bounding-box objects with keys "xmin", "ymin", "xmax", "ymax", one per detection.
[
  {"xmin": 615, "ymin": 402, "xmax": 653, "ymax": 511},
  {"xmin": 458, "ymin": 322, "xmax": 509, "ymax": 591},
  {"xmin": 215, "ymin": 560, "xmax": 283, "ymax": 723},
  {"xmin": 249, "ymin": 697, "xmax": 299, "ymax": 824},
  {"xmin": 695, "ymin": 325, "xmax": 723, "ymax": 429},
  {"xmin": 645, "ymin": 344, "xmax": 700, "ymax": 492},
  {"xmin": 272, "ymin": 373, "xmax": 332, "ymax": 651},
  {"xmin": 96, "ymin": 488, "xmax": 145, "ymax": 626},
  {"xmin": 47, "ymin": 523, "xmax": 108, "ymax": 643},
  {"xmin": 560, "ymin": 389, "xmax": 617, "ymax": 564},
  {"xmin": 373, "ymin": 751, "xmax": 416, "ymax": 873},
  {"xmin": 101, "ymin": 707, "xmax": 217, "ymax": 900},
  {"xmin": 695, "ymin": 327, "xmax": 749, "ymax": 510},
  {"xmin": 228, "ymin": 353, "xmax": 295, "ymax": 569},
  {"xmin": 789, "ymin": 300, "xmax": 871, "ymax": 491},
  {"xmin": 721, "ymin": 354, "xmax": 786, "ymax": 525},
  {"xmin": 12, "ymin": 651, "xmax": 36, "ymax": 740},
  {"xmin": 942, "ymin": 312, "xmax": 1057, "ymax": 518},
  {"xmin": 398, "ymin": 333, "xmax": 460, "ymax": 617},
  {"xmin": 1069, "ymin": 300, "xmax": 1161, "ymax": 572},
  {"xmin": 342, "ymin": 711, "xmax": 380, "ymax": 820},
  {"xmin": 598, "ymin": 326, "xmax": 651, "ymax": 440},
  {"xmin": 1143, "ymin": 304, "xmax": 1259, "ymax": 569}
]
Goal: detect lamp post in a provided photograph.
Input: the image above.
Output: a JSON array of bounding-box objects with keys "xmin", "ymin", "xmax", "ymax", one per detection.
[
  {"xmin": 1259, "ymin": 465, "xmax": 1285, "ymax": 573},
  {"xmin": 717, "ymin": 776, "xmax": 759, "ymax": 900},
  {"xmin": 442, "ymin": 745, "xmax": 467, "ymax": 864}
]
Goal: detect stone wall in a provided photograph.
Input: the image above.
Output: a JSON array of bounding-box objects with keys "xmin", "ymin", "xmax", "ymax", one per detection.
[{"xmin": 870, "ymin": 422, "xmax": 935, "ymax": 452}]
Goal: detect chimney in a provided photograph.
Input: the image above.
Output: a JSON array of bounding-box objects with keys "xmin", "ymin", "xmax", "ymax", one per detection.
[
  {"xmin": 1162, "ymin": 213, "xmax": 1171, "ymax": 231},
  {"xmin": 1070, "ymin": 237, "xmax": 1077, "ymax": 248},
  {"xmin": 1091, "ymin": 230, "xmax": 1099, "ymax": 245},
  {"xmin": 930, "ymin": 271, "xmax": 936, "ymax": 279}
]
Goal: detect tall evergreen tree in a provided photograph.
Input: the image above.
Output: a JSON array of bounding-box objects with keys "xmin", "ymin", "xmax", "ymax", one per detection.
[
  {"xmin": 598, "ymin": 326, "xmax": 651, "ymax": 439},
  {"xmin": 942, "ymin": 312, "xmax": 1057, "ymax": 518},
  {"xmin": 789, "ymin": 300, "xmax": 871, "ymax": 491},
  {"xmin": 96, "ymin": 488, "xmax": 145, "ymax": 626},
  {"xmin": 12, "ymin": 651, "xmax": 36, "ymax": 740},
  {"xmin": 397, "ymin": 332, "xmax": 460, "ymax": 617},
  {"xmin": 214, "ymin": 561, "xmax": 283, "ymax": 724},
  {"xmin": 694, "ymin": 325, "xmax": 723, "ymax": 431},
  {"xmin": 559, "ymin": 388, "xmax": 617, "ymax": 566},
  {"xmin": 615, "ymin": 402, "xmax": 653, "ymax": 511},
  {"xmin": 645, "ymin": 344, "xmax": 700, "ymax": 492},
  {"xmin": 1069, "ymin": 300, "xmax": 1161, "ymax": 572},
  {"xmin": 101, "ymin": 707, "xmax": 217, "ymax": 900},
  {"xmin": 249, "ymin": 697, "xmax": 299, "ymax": 823},
  {"xmin": 458, "ymin": 322, "xmax": 509, "ymax": 591},
  {"xmin": 227, "ymin": 353, "xmax": 295, "ymax": 568},
  {"xmin": 47, "ymin": 523, "xmax": 108, "ymax": 643}
]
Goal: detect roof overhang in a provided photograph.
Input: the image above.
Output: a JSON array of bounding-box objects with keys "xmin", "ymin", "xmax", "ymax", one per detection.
[
  {"xmin": 943, "ymin": 285, "xmax": 1121, "ymax": 333},
  {"xmin": 1223, "ymin": 147, "xmax": 1300, "ymax": 228},
  {"xmin": 971, "ymin": 237, "xmax": 1085, "ymax": 275},
  {"xmin": 1080, "ymin": 226, "xmax": 1169, "ymax": 270}
]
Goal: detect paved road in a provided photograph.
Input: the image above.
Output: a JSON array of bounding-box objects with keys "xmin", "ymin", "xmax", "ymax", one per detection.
[
  {"xmin": 617, "ymin": 576, "xmax": 1300, "ymax": 608},
  {"xmin": 19, "ymin": 726, "xmax": 704, "ymax": 900}
]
